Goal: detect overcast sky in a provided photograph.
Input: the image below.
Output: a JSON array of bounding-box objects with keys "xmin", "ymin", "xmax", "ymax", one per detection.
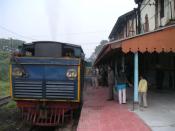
[{"xmin": 0, "ymin": 0, "xmax": 137, "ymax": 58}]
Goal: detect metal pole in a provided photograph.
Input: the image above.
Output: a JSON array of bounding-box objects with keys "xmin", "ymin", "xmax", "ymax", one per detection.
[
  {"xmin": 134, "ymin": 52, "xmax": 139, "ymax": 102},
  {"xmin": 10, "ymin": 38, "xmax": 12, "ymax": 53}
]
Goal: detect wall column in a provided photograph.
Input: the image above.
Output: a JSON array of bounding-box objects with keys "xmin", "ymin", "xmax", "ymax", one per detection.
[{"xmin": 134, "ymin": 52, "xmax": 139, "ymax": 102}]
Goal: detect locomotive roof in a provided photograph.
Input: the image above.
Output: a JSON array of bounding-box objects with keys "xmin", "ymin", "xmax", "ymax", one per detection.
[{"xmin": 23, "ymin": 41, "xmax": 84, "ymax": 54}]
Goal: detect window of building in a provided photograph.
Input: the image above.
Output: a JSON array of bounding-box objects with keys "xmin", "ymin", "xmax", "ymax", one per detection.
[
  {"xmin": 160, "ymin": 0, "xmax": 164, "ymax": 18},
  {"xmin": 155, "ymin": 0, "xmax": 158, "ymax": 29},
  {"xmin": 174, "ymin": 0, "xmax": 175, "ymax": 15},
  {"xmin": 145, "ymin": 14, "xmax": 149, "ymax": 32}
]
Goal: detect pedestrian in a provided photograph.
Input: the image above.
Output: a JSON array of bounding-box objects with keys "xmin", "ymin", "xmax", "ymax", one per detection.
[
  {"xmin": 116, "ymin": 70, "xmax": 130, "ymax": 104},
  {"xmin": 95, "ymin": 68, "xmax": 99, "ymax": 88},
  {"xmin": 91, "ymin": 68, "xmax": 98, "ymax": 88},
  {"xmin": 107, "ymin": 66, "xmax": 115, "ymax": 101},
  {"xmin": 138, "ymin": 75, "xmax": 148, "ymax": 108},
  {"xmin": 94, "ymin": 69, "xmax": 99, "ymax": 88}
]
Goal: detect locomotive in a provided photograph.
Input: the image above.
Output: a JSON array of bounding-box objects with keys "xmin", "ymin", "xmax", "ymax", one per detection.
[{"xmin": 10, "ymin": 41, "xmax": 84, "ymax": 126}]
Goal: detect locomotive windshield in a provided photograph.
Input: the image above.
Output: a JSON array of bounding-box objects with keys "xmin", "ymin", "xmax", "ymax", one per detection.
[{"xmin": 18, "ymin": 41, "xmax": 84, "ymax": 59}]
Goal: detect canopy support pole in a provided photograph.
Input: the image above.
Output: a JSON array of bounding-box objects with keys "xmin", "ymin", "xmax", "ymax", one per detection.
[{"xmin": 134, "ymin": 52, "xmax": 139, "ymax": 102}]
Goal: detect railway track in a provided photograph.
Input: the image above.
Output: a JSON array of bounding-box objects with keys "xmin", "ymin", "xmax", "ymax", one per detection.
[
  {"xmin": 0, "ymin": 96, "xmax": 11, "ymax": 106},
  {"xmin": 28, "ymin": 122, "xmax": 75, "ymax": 131}
]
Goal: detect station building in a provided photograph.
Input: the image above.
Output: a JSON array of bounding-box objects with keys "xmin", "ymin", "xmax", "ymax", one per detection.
[{"xmin": 94, "ymin": 0, "xmax": 175, "ymax": 103}]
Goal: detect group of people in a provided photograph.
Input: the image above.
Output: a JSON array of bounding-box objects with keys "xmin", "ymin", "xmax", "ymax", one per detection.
[{"xmin": 107, "ymin": 66, "xmax": 148, "ymax": 108}]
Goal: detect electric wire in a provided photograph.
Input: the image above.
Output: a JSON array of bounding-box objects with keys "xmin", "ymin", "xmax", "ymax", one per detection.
[{"xmin": 0, "ymin": 25, "xmax": 36, "ymax": 41}]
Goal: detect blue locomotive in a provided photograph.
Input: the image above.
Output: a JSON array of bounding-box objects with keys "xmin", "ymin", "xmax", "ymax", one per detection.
[{"xmin": 10, "ymin": 41, "xmax": 84, "ymax": 126}]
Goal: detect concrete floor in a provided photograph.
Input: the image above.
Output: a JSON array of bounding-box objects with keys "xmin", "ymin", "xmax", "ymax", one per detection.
[{"xmin": 126, "ymin": 88, "xmax": 175, "ymax": 131}]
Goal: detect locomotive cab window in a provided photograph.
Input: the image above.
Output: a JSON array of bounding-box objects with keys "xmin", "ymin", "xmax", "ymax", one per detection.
[
  {"xmin": 74, "ymin": 48, "xmax": 82, "ymax": 58},
  {"xmin": 63, "ymin": 47, "xmax": 75, "ymax": 57},
  {"xmin": 21, "ymin": 44, "xmax": 35, "ymax": 56}
]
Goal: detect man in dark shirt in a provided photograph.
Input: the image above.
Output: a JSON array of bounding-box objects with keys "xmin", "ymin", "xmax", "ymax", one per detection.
[{"xmin": 107, "ymin": 66, "xmax": 115, "ymax": 100}]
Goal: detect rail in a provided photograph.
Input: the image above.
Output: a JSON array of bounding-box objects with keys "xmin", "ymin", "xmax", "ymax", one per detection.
[{"xmin": 0, "ymin": 96, "xmax": 11, "ymax": 106}]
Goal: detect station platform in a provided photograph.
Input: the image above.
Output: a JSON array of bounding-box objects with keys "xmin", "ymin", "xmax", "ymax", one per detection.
[{"xmin": 77, "ymin": 87, "xmax": 151, "ymax": 131}]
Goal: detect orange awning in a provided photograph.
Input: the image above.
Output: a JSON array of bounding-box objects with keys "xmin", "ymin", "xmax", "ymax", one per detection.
[
  {"xmin": 94, "ymin": 25, "xmax": 175, "ymax": 66},
  {"xmin": 121, "ymin": 25, "xmax": 175, "ymax": 53}
]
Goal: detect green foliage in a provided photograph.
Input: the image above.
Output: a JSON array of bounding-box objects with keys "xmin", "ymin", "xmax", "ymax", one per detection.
[
  {"xmin": 0, "ymin": 51, "xmax": 10, "ymax": 81},
  {"xmin": 0, "ymin": 81, "xmax": 10, "ymax": 96},
  {"xmin": 0, "ymin": 38, "xmax": 25, "ymax": 52},
  {"xmin": 88, "ymin": 40, "xmax": 108, "ymax": 63},
  {"xmin": 0, "ymin": 52, "xmax": 10, "ymax": 96},
  {"xmin": 0, "ymin": 49, "xmax": 10, "ymax": 86},
  {"xmin": 0, "ymin": 38, "xmax": 25, "ymax": 96},
  {"xmin": 0, "ymin": 51, "xmax": 10, "ymax": 64},
  {"xmin": 2, "ymin": 100, "xmax": 16, "ymax": 109},
  {"xmin": 94, "ymin": 40, "xmax": 108, "ymax": 55}
]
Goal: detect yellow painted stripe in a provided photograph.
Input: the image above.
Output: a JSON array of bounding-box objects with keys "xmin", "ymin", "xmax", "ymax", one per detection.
[
  {"xmin": 9, "ymin": 64, "xmax": 13, "ymax": 98},
  {"xmin": 77, "ymin": 65, "xmax": 81, "ymax": 102}
]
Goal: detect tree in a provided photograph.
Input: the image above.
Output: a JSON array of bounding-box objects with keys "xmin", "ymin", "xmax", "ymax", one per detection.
[
  {"xmin": 0, "ymin": 38, "xmax": 25, "ymax": 81},
  {"xmin": 0, "ymin": 38, "xmax": 25, "ymax": 52},
  {"xmin": 88, "ymin": 40, "xmax": 108, "ymax": 63}
]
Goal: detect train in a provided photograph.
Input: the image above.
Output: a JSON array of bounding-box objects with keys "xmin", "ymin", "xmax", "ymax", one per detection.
[{"xmin": 10, "ymin": 41, "xmax": 84, "ymax": 126}]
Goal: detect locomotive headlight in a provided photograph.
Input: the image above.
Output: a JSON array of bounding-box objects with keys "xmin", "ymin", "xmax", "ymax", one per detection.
[
  {"xmin": 66, "ymin": 69, "xmax": 77, "ymax": 80},
  {"xmin": 12, "ymin": 67, "xmax": 23, "ymax": 77}
]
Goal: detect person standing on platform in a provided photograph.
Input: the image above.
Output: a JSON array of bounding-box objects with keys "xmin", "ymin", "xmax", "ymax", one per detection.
[
  {"xmin": 116, "ymin": 70, "xmax": 130, "ymax": 104},
  {"xmin": 107, "ymin": 66, "xmax": 115, "ymax": 101},
  {"xmin": 138, "ymin": 75, "xmax": 148, "ymax": 108},
  {"xmin": 92, "ymin": 68, "xmax": 98, "ymax": 88}
]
